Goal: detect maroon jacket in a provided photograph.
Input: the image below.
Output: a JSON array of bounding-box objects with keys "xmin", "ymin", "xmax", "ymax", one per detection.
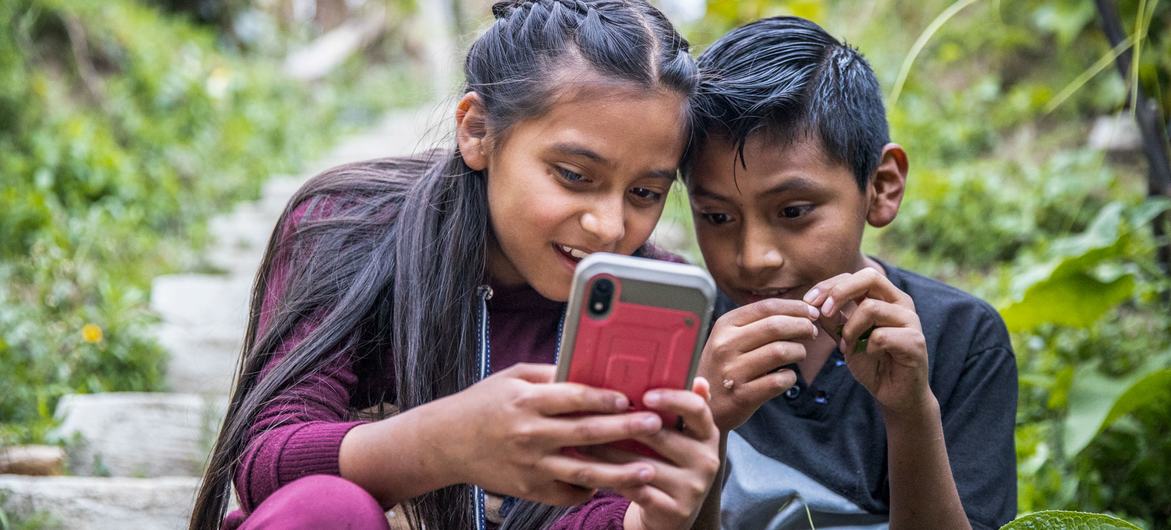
[{"xmin": 226, "ymin": 195, "xmax": 675, "ymax": 528}]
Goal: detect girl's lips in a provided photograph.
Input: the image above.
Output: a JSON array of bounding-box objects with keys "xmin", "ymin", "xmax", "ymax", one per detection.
[
  {"xmin": 553, "ymin": 243, "xmax": 583, "ymax": 271},
  {"xmin": 739, "ymin": 287, "xmax": 801, "ymax": 304}
]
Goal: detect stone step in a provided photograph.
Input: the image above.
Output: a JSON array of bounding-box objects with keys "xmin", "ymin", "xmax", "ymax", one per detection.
[
  {"xmin": 151, "ymin": 274, "xmax": 251, "ymax": 330},
  {"xmin": 0, "ymin": 475, "xmax": 200, "ymax": 530},
  {"xmin": 156, "ymin": 323, "xmax": 240, "ymax": 396},
  {"xmin": 54, "ymin": 393, "xmax": 226, "ymax": 478}
]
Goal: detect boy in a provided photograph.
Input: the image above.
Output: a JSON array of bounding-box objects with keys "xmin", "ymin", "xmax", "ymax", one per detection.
[{"xmin": 686, "ymin": 17, "xmax": 1018, "ymax": 529}]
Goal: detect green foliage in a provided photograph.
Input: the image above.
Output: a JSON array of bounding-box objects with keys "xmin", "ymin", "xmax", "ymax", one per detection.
[
  {"xmin": 0, "ymin": 0, "xmax": 422, "ymax": 444},
  {"xmin": 1000, "ymin": 510, "xmax": 1142, "ymax": 530}
]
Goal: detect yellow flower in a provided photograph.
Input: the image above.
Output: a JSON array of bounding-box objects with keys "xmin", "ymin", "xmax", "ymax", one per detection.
[{"xmin": 82, "ymin": 323, "xmax": 103, "ymax": 344}]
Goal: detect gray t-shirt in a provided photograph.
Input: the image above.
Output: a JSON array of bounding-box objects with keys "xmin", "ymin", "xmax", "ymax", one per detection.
[{"xmin": 720, "ymin": 261, "xmax": 1018, "ymax": 530}]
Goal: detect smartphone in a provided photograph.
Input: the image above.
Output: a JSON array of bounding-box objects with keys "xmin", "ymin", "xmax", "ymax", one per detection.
[{"xmin": 555, "ymin": 253, "xmax": 716, "ymax": 455}]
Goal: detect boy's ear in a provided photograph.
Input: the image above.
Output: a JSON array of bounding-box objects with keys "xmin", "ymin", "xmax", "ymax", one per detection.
[
  {"xmin": 456, "ymin": 92, "xmax": 490, "ymax": 171},
  {"xmin": 866, "ymin": 143, "xmax": 908, "ymax": 228}
]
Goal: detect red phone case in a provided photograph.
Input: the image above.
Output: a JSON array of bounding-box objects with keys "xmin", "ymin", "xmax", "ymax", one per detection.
[{"xmin": 564, "ymin": 276, "xmax": 703, "ymax": 457}]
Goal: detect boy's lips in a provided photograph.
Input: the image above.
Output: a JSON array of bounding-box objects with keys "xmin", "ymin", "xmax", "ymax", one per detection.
[{"xmin": 738, "ymin": 286, "xmax": 803, "ymax": 303}]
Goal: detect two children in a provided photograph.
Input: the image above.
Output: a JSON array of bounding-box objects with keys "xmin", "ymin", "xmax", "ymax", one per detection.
[
  {"xmin": 688, "ymin": 16, "xmax": 1018, "ymax": 530},
  {"xmin": 194, "ymin": 4, "xmax": 1018, "ymax": 529}
]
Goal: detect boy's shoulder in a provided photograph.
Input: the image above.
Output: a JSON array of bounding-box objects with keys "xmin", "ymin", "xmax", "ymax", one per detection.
[{"xmin": 880, "ymin": 259, "xmax": 1013, "ymax": 360}]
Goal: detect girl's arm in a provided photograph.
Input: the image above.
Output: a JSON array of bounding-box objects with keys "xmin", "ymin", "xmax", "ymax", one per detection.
[{"xmin": 338, "ymin": 363, "xmax": 675, "ymax": 509}]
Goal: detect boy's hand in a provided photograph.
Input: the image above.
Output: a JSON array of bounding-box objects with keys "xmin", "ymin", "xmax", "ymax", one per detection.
[
  {"xmin": 803, "ymin": 268, "xmax": 932, "ymax": 416},
  {"xmin": 698, "ymin": 299, "xmax": 817, "ymax": 432}
]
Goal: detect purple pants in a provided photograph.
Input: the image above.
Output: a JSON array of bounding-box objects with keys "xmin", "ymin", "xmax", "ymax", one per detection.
[{"xmin": 225, "ymin": 475, "xmax": 390, "ymax": 530}]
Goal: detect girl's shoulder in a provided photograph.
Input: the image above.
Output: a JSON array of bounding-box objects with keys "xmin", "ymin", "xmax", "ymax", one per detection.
[{"xmin": 638, "ymin": 243, "xmax": 688, "ymax": 264}]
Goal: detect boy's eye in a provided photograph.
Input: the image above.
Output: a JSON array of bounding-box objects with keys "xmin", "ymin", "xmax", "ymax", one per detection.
[
  {"xmin": 702, "ymin": 212, "xmax": 733, "ymax": 225},
  {"xmin": 556, "ymin": 166, "xmax": 586, "ymax": 183},
  {"xmin": 629, "ymin": 187, "xmax": 664, "ymax": 203},
  {"xmin": 780, "ymin": 205, "xmax": 813, "ymax": 219}
]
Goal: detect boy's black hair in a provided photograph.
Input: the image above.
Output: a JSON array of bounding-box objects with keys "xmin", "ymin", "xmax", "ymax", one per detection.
[{"xmin": 691, "ymin": 16, "xmax": 888, "ymax": 189}]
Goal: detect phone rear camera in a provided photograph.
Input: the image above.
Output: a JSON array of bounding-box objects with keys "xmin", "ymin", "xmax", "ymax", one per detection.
[{"xmin": 588, "ymin": 279, "xmax": 614, "ymax": 317}]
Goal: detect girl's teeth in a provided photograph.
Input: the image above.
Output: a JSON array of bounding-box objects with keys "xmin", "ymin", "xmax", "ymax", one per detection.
[{"xmin": 559, "ymin": 245, "xmax": 590, "ymax": 259}]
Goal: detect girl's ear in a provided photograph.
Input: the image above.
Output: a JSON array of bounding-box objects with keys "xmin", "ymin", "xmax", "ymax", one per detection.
[
  {"xmin": 866, "ymin": 143, "xmax": 908, "ymax": 228},
  {"xmin": 456, "ymin": 92, "xmax": 490, "ymax": 171}
]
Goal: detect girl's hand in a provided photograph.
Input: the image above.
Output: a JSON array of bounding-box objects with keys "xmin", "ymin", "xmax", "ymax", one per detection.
[
  {"xmin": 803, "ymin": 268, "xmax": 932, "ymax": 416},
  {"xmin": 698, "ymin": 299, "xmax": 816, "ymax": 431},
  {"xmin": 585, "ymin": 378, "xmax": 722, "ymax": 530},
  {"xmin": 432, "ymin": 363, "xmax": 664, "ymax": 506}
]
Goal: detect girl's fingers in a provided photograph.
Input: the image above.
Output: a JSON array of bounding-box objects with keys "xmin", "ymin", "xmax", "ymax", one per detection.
[
  {"xmin": 541, "ymin": 411, "xmax": 662, "ymax": 447},
  {"xmin": 525, "ymin": 480, "xmax": 597, "ymax": 507},
  {"xmin": 525, "ymin": 382, "xmax": 632, "ymax": 415},
  {"xmin": 500, "ymin": 362, "xmax": 557, "ymax": 383},
  {"xmin": 619, "ymin": 483, "xmax": 685, "ymax": 523},
  {"xmin": 537, "ymin": 453, "xmax": 655, "ymax": 492},
  {"xmin": 643, "ymin": 388, "xmax": 717, "ymax": 442}
]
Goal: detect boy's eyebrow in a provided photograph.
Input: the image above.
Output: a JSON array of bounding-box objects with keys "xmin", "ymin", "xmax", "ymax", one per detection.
[
  {"xmin": 691, "ymin": 176, "xmax": 822, "ymax": 201},
  {"xmin": 551, "ymin": 142, "xmax": 677, "ymax": 181},
  {"xmin": 690, "ymin": 185, "xmax": 730, "ymax": 201},
  {"xmin": 761, "ymin": 176, "xmax": 822, "ymax": 196}
]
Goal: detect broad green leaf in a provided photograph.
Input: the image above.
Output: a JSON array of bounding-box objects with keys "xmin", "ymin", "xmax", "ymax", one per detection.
[
  {"xmin": 1001, "ymin": 510, "xmax": 1142, "ymax": 530},
  {"xmin": 1064, "ymin": 359, "xmax": 1171, "ymax": 456},
  {"xmin": 1001, "ymin": 272, "xmax": 1134, "ymax": 332},
  {"xmin": 1000, "ymin": 203, "xmax": 1137, "ymax": 332}
]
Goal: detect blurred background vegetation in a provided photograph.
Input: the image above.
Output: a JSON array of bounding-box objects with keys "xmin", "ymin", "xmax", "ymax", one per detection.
[{"xmin": 1, "ymin": 0, "xmax": 1169, "ymax": 527}]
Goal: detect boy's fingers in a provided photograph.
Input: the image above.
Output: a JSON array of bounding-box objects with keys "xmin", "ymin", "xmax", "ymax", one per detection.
[
  {"xmin": 840, "ymin": 299, "xmax": 918, "ymax": 348},
  {"xmin": 729, "ymin": 368, "xmax": 797, "ymax": 405},
  {"xmin": 803, "ymin": 273, "xmax": 853, "ymax": 306},
  {"xmin": 862, "ymin": 327, "xmax": 927, "ymax": 361},
  {"xmin": 723, "ymin": 298, "xmax": 819, "ymax": 327},
  {"xmin": 529, "ymin": 383, "xmax": 631, "ymax": 415},
  {"xmin": 811, "ymin": 268, "xmax": 908, "ymax": 317},
  {"xmin": 732, "ymin": 314, "xmax": 819, "ymax": 352},
  {"xmin": 727, "ymin": 341, "xmax": 806, "ymax": 383}
]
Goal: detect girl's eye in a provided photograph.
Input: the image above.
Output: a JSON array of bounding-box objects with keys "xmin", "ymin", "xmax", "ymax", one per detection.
[
  {"xmin": 556, "ymin": 166, "xmax": 586, "ymax": 183},
  {"xmin": 701, "ymin": 212, "xmax": 733, "ymax": 225},
  {"xmin": 629, "ymin": 187, "xmax": 664, "ymax": 203},
  {"xmin": 781, "ymin": 205, "xmax": 813, "ymax": 219}
]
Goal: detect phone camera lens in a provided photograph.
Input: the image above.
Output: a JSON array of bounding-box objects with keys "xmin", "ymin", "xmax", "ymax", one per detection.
[{"xmin": 588, "ymin": 279, "xmax": 614, "ymax": 317}]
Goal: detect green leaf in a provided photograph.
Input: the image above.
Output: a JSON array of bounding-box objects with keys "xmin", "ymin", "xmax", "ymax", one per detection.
[
  {"xmin": 1064, "ymin": 359, "xmax": 1171, "ymax": 456},
  {"xmin": 1001, "ymin": 510, "xmax": 1141, "ymax": 530},
  {"xmin": 1000, "ymin": 203, "xmax": 1138, "ymax": 331}
]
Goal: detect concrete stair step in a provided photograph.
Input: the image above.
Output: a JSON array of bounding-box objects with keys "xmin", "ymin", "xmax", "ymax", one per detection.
[
  {"xmin": 0, "ymin": 475, "xmax": 202, "ymax": 530},
  {"xmin": 157, "ymin": 323, "xmax": 240, "ymax": 396},
  {"xmin": 54, "ymin": 393, "xmax": 225, "ymax": 478}
]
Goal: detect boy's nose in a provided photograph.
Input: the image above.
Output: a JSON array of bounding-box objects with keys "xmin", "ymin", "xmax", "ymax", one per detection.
[{"xmin": 737, "ymin": 233, "xmax": 784, "ymax": 272}]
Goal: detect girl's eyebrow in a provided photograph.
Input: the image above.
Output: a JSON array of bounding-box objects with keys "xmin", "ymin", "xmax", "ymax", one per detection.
[{"xmin": 551, "ymin": 142, "xmax": 676, "ymax": 181}]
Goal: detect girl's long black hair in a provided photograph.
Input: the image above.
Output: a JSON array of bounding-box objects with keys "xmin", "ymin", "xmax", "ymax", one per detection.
[{"xmin": 189, "ymin": 2, "xmax": 697, "ymax": 529}]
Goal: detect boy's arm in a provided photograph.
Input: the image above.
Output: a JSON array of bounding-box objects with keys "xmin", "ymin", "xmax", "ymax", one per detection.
[{"xmin": 805, "ymin": 268, "xmax": 972, "ymax": 530}]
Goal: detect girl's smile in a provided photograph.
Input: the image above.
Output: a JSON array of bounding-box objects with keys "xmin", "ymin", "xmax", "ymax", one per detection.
[{"xmin": 461, "ymin": 81, "xmax": 690, "ymax": 301}]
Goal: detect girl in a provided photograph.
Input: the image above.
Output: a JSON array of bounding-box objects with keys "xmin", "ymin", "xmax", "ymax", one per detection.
[{"xmin": 188, "ymin": 1, "xmax": 720, "ymax": 529}]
